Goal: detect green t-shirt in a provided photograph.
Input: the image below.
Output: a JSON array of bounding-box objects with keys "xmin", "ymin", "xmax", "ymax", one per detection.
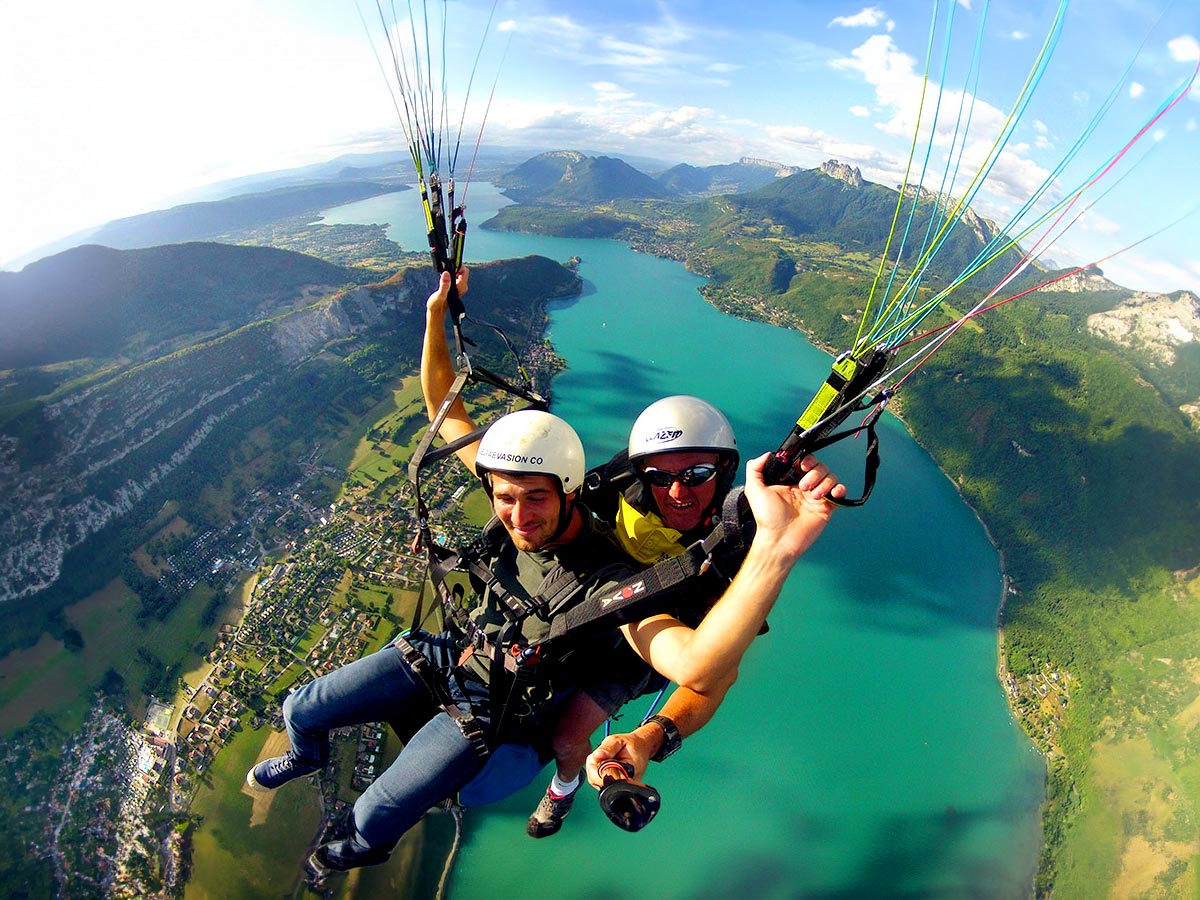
[{"xmin": 461, "ymin": 512, "xmax": 635, "ymax": 694}]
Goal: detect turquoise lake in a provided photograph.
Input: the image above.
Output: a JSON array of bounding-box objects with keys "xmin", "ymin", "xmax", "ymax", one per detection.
[{"xmin": 320, "ymin": 185, "xmax": 1046, "ymax": 898}]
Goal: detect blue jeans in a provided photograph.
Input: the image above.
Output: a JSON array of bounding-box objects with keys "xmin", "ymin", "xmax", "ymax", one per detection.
[{"xmin": 282, "ymin": 633, "xmax": 488, "ymax": 850}]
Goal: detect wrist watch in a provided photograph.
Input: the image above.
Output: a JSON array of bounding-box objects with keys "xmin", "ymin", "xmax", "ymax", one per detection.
[{"xmin": 647, "ymin": 714, "xmax": 682, "ymax": 762}]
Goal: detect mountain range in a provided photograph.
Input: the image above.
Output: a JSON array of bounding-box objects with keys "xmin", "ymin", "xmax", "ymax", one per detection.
[
  {"xmin": 0, "ymin": 242, "xmax": 367, "ymax": 372},
  {"xmin": 0, "ymin": 245, "xmax": 577, "ymax": 620},
  {"xmin": 496, "ymin": 149, "xmax": 806, "ymax": 204}
]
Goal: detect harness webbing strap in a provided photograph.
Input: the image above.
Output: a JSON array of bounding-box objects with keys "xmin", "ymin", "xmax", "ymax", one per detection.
[
  {"xmin": 541, "ymin": 492, "xmax": 750, "ymax": 642},
  {"xmin": 802, "ymin": 413, "xmax": 883, "ymax": 508},
  {"xmin": 764, "ymin": 348, "xmax": 891, "ymax": 490},
  {"xmin": 470, "ymin": 363, "xmax": 548, "ymax": 407},
  {"xmin": 424, "ymin": 546, "xmax": 521, "ymax": 676},
  {"xmin": 489, "ymin": 620, "xmax": 538, "ymax": 743},
  {"xmin": 393, "ymin": 635, "xmax": 490, "ymax": 760},
  {"xmin": 408, "ymin": 367, "xmax": 472, "ymax": 486}
]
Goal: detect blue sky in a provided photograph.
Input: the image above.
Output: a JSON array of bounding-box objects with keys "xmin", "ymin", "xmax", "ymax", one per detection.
[{"xmin": 2, "ymin": 0, "xmax": 1197, "ymax": 294}]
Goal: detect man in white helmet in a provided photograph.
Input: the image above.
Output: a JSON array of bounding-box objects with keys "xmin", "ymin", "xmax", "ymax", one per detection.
[
  {"xmin": 416, "ymin": 270, "xmax": 845, "ymax": 839},
  {"xmin": 245, "ymin": 273, "xmax": 646, "ymax": 879},
  {"xmin": 246, "ymin": 395, "xmax": 635, "ymax": 879}
]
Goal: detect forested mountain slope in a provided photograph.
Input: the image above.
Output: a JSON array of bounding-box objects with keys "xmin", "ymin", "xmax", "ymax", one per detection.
[{"xmin": 0, "ymin": 246, "xmax": 579, "ymax": 649}]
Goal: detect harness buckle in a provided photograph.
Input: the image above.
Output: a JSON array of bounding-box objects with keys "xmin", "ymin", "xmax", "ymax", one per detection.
[
  {"xmin": 509, "ymin": 643, "xmax": 542, "ymax": 666},
  {"xmin": 453, "ymin": 710, "xmax": 490, "ymax": 760},
  {"xmin": 394, "ymin": 636, "xmax": 429, "ymax": 674}
]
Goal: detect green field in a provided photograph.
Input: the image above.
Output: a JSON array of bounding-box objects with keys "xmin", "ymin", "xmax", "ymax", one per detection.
[
  {"xmin": 0, "ymin": 576, "xmax": 241, "ymax": 735},
  {"xmin": 186, "ymin": 727, "xmax": 322, "ymax": 900},
  {"xmin": 331, "ymin": 376, "xmax": 427, "ymax": 503}
]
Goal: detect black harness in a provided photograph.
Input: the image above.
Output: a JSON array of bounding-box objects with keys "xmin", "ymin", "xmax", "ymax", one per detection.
[
  {"xmin": 406, "ymin": 512, "xmax": 635, "ymax": 758},
  {"xmin": 543, "ymin": 486, "xmax": 753, "ymax": 641},
  {"xmin": 404, "ymin": 322, "xmax": 755, "ymax": 760}
]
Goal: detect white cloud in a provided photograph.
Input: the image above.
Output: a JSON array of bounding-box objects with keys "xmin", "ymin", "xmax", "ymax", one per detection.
[
  {"xmin": 509, "ymin": 10, "xmax": 706, "ymax": 79},
  {"xmin": 763, "ymin": 124, "xmax": 895, "ymax": 177},
  {"xmin": 1129, "ymin": 81, "xmax": 1146, "ymax": 99},
  {"xmin": 955, "ymin": 141, "xmax": 1051, "ymax": 208},
  {"xmin": 832, "ymin": 34, "xmax": 1011, "ymax": 147},
  {"xmin": 767, "ymin": 123, "xmax": 825, "ymax": 144},
  {"xmin": 1168, "ymin": 35, "xmax": 1200, "ymax": 62},
  {"xmin": 829, "ymin": 7, "xmax": 895, "ymax": 32},
  {"xmin": 641, "ymin": 9, "xmax": 699, "ymax": 48},
  {"xmin": 1009, "ymin": 31, "xmax": 1029, "ymax": 40},
  {"xmin": 592, "ymin": 81, "xmax": 636, "ymax": 103},
  {"xmin": 850, "ymin": 105, "xmax": 871, "ymax": 117},
  {"xmin": 831, "ymin": 34, "xmax": 919, "ymax": 135},
  {"xmin": 1105, "ymin": 252, "xmax": 1200, "ymax": 295},
  {"xmin": 536, "ymin": 14, "xmax": 591, "ymax": 42},
  {"xmin": 620, "ymin": 106, "xmax": 713, "ymax": 142},
  {"xmin": 1078, "ymin": 210, "xmax": 1122, "ymax": 236},
  {"xmin": 597, "ymin": 37, "xmax": 673, "ymax": 69}
]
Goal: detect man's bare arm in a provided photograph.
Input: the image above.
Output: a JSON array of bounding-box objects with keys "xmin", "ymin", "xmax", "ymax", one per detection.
[
  {"xmin": 620, "ymin": 451, "xmax": 843, "ymax": 693},
  {"xmin": 420, "ymin": 268, "xmax": 480, "ymax": 473},
  {"xmin": 584, "ymin": 675, "xmax": 734, "ymax": 786}
]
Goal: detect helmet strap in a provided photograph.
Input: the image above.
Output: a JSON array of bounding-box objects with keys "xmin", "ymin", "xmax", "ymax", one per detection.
[{"xmin": 548, "ymin": 489, "xmax": 579, "ymax": 545}]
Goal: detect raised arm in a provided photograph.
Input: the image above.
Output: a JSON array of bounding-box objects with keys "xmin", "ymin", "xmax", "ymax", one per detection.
[
  {"xmin": 421, "ymin": 268, "xmax": 479, "ymax": 473},
  {"xmin": 620, "ymin": 451, "xmax": 844, "ymax": 693}
]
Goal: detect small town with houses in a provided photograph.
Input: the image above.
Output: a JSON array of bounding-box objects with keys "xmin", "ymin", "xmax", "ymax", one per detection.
[{"xmin": 11, "ymin": 436, "xmax": 481, "ymax": 898}]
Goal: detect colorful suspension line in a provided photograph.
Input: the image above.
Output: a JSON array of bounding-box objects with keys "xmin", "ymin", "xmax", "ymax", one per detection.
[
  {"xmin": 770, "ymin": 1, "xmax": 1196, "ymax": 501},
  {"xmin": 365, "ymin": 0, "xmax": 502, "ymax": 354}
]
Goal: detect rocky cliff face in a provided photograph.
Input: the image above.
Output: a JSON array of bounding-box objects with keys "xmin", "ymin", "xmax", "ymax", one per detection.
[
  {"xmin": 896, "ymin": 183, "xmax": 1003, "ymax": 247},
  {"xmin": 1087, "ymin": 290, "xmax": 1199, "ymax": 367},
  {"xmin": 269, "ymin": 279, "xmax": 420, "ymax": 362},
  {"xmin": 819, "ymin": 159, "xmax": 864, "ymax": 188},
  {"xmin": 1045, "ymin": 268, "xmax": 1124, "ymax": 294},
  {"xmin": 1087, "ymin": 289, "xmax": 1200, "ymax": 425},
  {"xmin": 0, "ymin": 275, "xmax": 422, "ymax": 604},
  {"xmin": 740, "ymin": 157, "xmax": 803, "ymax": 178}
]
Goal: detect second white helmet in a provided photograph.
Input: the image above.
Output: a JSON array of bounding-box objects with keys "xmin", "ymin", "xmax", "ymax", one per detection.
[{"xmin": 628, "ymin": 395, "xmax": 737, "ymax": 465}]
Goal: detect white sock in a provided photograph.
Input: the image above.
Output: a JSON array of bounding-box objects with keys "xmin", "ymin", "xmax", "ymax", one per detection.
[{"xmin": 550, "ymin": 772, "xmax": 580, "ymax": 797}]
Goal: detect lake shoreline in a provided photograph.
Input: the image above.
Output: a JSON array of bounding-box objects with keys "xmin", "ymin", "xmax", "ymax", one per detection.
[{"xmin": 664, "ymin": 244, "xmax": 1046, "ymax": 899}]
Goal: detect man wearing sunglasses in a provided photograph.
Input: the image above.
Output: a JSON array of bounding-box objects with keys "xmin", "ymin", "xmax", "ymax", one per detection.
[{"xmin": 528, "ymin": 395, "xmax": 838, "ymax": 837}]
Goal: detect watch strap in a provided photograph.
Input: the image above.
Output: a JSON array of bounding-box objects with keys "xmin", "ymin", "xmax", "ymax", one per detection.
[{"xmin": 647, "ymin": 713, "xmax": 682, "ymax": 762}]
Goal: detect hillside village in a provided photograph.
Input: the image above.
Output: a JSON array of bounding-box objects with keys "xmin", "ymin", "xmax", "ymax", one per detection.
[{"xmin": 8, "ymin": 433, "xmax": 481, "ymax": 898}]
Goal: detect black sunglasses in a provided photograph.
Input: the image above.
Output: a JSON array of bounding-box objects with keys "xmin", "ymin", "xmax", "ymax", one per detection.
[{"xmin": 641, "ymin": 463, "xmax": 719, "ymax": 489}]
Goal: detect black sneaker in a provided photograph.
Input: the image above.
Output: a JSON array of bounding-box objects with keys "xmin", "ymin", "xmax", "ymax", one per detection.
[
  {"xmin": 525, "ymin": 782, "xmax": 581, "ymax": 838},
  {"xmin": 308, "ymin": 837, "xmax": 391, "ymax": 873},
  {"xmin": 245, "ymin": 752, "xmax": 320, "ymax": 792}
]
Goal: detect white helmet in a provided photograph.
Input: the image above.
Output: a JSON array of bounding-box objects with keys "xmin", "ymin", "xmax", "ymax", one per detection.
[
  {"xmin": 628, "ymin": 396, "xmax": 738, "ymax": 465},
  {"xmin": 476, "ymin": 409, "xmax": 586, "ymax": 494}
]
